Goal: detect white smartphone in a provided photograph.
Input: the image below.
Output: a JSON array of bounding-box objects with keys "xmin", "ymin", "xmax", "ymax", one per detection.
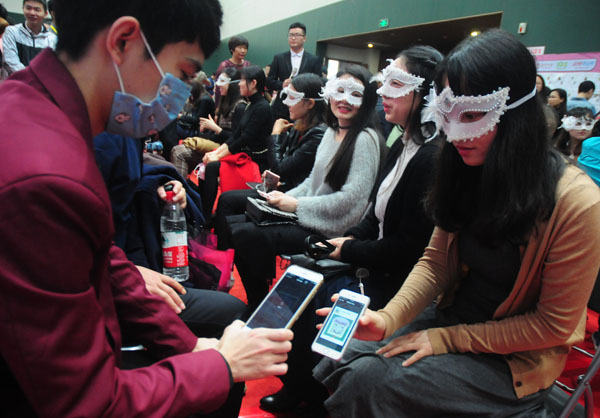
[
  {"xmin": 245, "ymin": 265, "xmax": 323, "ymax": 330},
  {"xmin": 311, "ymin": 289, "xmax": 370, "ymax": 361}
]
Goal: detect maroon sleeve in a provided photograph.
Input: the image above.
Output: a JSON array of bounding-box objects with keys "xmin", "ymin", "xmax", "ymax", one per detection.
[
  {"xmin": 107, "ymin": 244, "xmax": 198, "ymax": 357},
  {"xmin": 0, "ymin": 176, "xmax": 231, "ymax": 417}
]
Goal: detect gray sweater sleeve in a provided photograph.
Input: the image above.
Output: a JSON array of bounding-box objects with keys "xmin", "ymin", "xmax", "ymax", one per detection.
[
  {"xmin": 286, "ymin": 171, "xmax": 311, "ymax": 198},
  {"xmin": 295, "ymin": 129, "xmax": 381, "ymax": 237}
]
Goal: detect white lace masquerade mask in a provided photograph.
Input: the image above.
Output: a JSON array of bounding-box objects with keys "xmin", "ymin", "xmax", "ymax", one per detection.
[
  {"xmin": 423, "ymin": 86, "xmax": 537, "ymax": 142},
  {"xmin": 320, "ymin": 77, "xmax": 364, "ymax": 107},
  {"xmin": 215, "ymin": 73, "xmax": 240, "ymax": 86},
  {"xmin": 280, "ymin": 87, "xmax": 324, "ymax": 107},
  {"xmin": 559, "ymin": 116, "xmax": 596, "ymax": 131},
  {"xmin": 374, "ymin": 59, "xmax": 425, "ymax": 98}
]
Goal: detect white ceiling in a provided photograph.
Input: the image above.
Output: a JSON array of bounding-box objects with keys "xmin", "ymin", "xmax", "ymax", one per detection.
[{"xmin": 219, "ymin": 0, "xmax": 343, "ymax": 39}]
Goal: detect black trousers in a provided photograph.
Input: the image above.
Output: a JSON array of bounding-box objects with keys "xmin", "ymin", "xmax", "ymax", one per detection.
[
  {"xmin": 197, "ymin": 161, "xmax": 221, "ymax": 218},
  {"xmin": 213, "ymin": 189, "xmax": 258, "ymax": 250},
  {"xmin": 226, "ymin": 216, "xmax": 316, "ymax": 310}
]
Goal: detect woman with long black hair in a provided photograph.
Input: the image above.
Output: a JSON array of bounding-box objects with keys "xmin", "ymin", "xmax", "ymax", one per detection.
[
  {"xmin": 259, "ymin": 46, "xmax": 444, "ymax": 415},
  {"xmin": 170, "ymin": 67, "xmax": 246, "ymax": 177},
  {"xmin": 314, "ymin": 29, "xmax": 600, "ymax": 418},
  {"xmin": 200, "ymin": 65, "xmax": 273, "ymax": 215},
  {"xmin": 554, "ymin": 106, "xmax": 596, "ymax": 160},
  {"xmin": 227, "ymin": 64, "xmax": 385, "ymax": 311},
  {"xmin": 213, "ymin": 72, "xmax": 327, "ymax": 245}
]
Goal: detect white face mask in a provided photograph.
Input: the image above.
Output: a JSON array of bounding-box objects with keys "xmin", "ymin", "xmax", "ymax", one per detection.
[
  {"xmin": 215, "ymin": 73, "xmax": 240, "ymax": 86},
  {"xmin": 320, "ymin": 77, "xmax": 364, "ymax": 107},
  {"xmin": 374, "ymin": 59, "xmax": 424, "ymax": 98},
  {"xmin": 560, "ymin": 116, "xmax": 596, "ymax": 131},
  {"xmin": 424, "ymin": 85, "xmax": 537, "ymax": 142}
]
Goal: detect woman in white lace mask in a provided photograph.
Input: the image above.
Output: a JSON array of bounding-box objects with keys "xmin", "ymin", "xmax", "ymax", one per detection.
[
  {"xmin": 553, "ymin": 107, "xmax": 596, "ymax": 160},
  {"xmin": 314, "ymin": 29, "xmax": 600, "ymax": 418},
  {"xmin": 258, "ymin": 46, "xmax": 445, "ymax": 415}
]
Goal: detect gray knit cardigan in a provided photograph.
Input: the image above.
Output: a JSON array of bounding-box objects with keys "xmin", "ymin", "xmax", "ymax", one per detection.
[{"xmin": 287, "ymin": 127, "xmax": 381, "ymax": 237}]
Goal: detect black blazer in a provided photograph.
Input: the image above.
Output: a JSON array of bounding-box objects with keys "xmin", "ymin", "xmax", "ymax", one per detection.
[
  {"xmin": 267, "ymin": 50, "xmax": 322, "ymax": 120},
  {"xmin": 341, "ymin": 137, "xmax": 440, "ymax": 296}
]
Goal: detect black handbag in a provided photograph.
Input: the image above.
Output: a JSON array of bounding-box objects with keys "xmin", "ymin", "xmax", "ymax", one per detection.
[
  {"xmin": 283, "ymin": 236, "xmax": 355, "ymax": 280},
  {"xmin": 245, "ymin": 196, "xmax": 298, "ymax": 226}
]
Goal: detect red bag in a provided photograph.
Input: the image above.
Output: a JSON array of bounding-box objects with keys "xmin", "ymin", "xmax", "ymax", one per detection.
[
  {"xmin": 187, "ymin": 232, "xmax": 235, "ymax": 292},
  {"xmin": 219, "ymin": 152, "xmax": 261, "ymax": 193}
]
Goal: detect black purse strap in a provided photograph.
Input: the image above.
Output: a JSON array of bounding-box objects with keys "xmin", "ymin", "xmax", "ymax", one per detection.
[{"xmin": 304, "ymin": 235, "xmax": 336, "ymax": 260}]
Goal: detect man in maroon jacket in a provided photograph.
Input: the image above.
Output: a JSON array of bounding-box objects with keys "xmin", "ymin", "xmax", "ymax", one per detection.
[{"xmin": 0, "ymin": 1, "xmax": 292, "ymax": 417}]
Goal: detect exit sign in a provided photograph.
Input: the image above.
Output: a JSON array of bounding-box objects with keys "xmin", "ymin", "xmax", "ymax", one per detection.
[{"xmin": 379, "ymin": 18, "xmax": 389, "ymax": 28}]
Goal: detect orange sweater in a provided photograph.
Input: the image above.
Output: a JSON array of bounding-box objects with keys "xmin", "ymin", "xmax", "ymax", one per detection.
[{"xmin": 379, "ymin": 164, "xmax": 600, "ymax": 398}]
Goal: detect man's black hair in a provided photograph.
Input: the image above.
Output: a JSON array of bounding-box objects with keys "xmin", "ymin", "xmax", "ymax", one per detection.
[
  {"xmin": 23, "ymin": 0, "xmax": 47, "ymax": 12},
  {"xmin": 54, "ymin": 0, "xmax": 223, "ymax": 61},
  {"xmin": 289, "ymin": 22, "xmax": 306, "ymax": 35},
  {"xmin": 579, "ymin": 80, "xmax": 596, "ymax": 94},
  {"xmin": 47, "ymin": 0, "xmax": 54, "ymax": 13},
  {"xmin": 228, "ymin": 35, "xmax": 248, "ymax": 54},
  {"xmin": 0, "ymin": 3, "xmax": 8, "ymax": 19}
]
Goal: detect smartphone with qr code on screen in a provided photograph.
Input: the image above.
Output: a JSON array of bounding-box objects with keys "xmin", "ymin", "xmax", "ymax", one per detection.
[{"xmin": 311, "ymin": 289, "xmax": 370, "ymax": 360}]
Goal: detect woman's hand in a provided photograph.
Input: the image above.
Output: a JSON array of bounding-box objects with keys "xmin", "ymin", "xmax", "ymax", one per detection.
[
  {"xmin": 266, "ymin": 191, "xmax": 297, "ymax": 212},
  {"xmin": 200, "ymin": 114, "xmax": 221, "ymax": 133},
  {"xmin": 327, "ymin": 236, "xmax": 354, "ymax": 260},
  {"xmin": 272, "ymin": 118, "xmax": 294, "ymax": 135},
  {"xmin": 157, "ymin": 180, "xmax": 187, "ymax": 209},
  {"xmin": 376, "ymin": 330, "xmax": 433, "ymax": 366},
  {"xmin": 203, "ymin": 151, "xmax": 220, "ymax": 164},
  {"xmin": 316, "ymin": 294, "xmax": 387, "ymax": 341}
]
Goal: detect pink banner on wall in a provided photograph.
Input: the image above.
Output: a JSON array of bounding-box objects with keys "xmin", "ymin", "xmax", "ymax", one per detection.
[
  {"xmin": 536, "ymin": 52, "xmax": 600, "ymax": 73},
  {"xmin": 534, "ymin": 52, "xmax": 600, "ymax": 112}
]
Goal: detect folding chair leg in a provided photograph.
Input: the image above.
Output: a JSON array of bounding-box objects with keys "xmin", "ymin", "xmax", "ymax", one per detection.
[{"xmin": 558, "ymin": 349, "xmax": 600, "ymax": 418}]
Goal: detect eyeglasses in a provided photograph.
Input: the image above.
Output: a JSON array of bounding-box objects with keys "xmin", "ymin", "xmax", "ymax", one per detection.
[{"xmin": 288, "ymin": 33, "xmax": 305, "ymax": 39}]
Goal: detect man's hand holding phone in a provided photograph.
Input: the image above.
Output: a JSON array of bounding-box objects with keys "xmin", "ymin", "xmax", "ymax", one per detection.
[{"xmin": 216, "ymin": 320, "xmax": 293, "ymax": 382}]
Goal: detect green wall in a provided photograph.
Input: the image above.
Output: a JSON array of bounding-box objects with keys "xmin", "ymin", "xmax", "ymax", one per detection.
[
  {"xmin": 7, "ymin": 11, "xmax": 23, "ymax": 23},
  {"xmin": 204, "ymin": 0, "xmax": 600, "ymax": 74}
]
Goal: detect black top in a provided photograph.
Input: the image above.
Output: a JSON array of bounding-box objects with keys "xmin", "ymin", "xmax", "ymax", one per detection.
[
  {"xmin": 341, "ymin": 138, "xmax": 439, "ymax": 296},
  {"xmin": 443, "ymin": 229, "xmax": 521, "ymax": 324},
  {"xmin": 225, "ymin": 92, "xmax": 273, "ymax": 171},
  {"xmin": 271, "ymin": 124, "xmax": 326, "ymax": 191},
  {"xmin": 177, "ymin": 94, "xmax": 216, "ymax": 136},
  {"xmin": 204, "ymin": 101, "xmax": 246, "ymax": 145}
]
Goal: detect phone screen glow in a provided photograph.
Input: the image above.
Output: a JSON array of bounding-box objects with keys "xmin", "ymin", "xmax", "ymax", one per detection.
[{"xmin": 246, "ymin": 273, "xmax": 317, "ymax": 329}]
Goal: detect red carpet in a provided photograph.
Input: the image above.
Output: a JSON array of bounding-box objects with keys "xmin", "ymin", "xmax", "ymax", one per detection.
[
  {"xmin": 229, "ymin": 262, "xmax": 600, "ymax": 417},
  {"xmin": 229, "ymin": 261, "xmax": 289, "ymax": 418}
]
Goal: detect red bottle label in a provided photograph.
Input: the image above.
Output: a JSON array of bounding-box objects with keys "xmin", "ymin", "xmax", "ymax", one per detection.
[{"xmin": 162, "ymin": 231, "xmax": 188, "ymax": 268}]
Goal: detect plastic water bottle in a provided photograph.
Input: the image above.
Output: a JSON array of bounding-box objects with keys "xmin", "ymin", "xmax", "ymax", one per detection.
[{"xmin": 160, "ymin": 184, "xmax": 189, "ymax": 282}]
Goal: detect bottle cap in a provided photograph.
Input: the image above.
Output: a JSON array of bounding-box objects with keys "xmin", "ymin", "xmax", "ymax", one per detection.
[{"xmin": 164, "ymin": 183, "xmax": 175, "ymax": 201}]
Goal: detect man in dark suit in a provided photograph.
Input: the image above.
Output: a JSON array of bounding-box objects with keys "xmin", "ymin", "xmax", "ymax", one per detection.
[
  {"xmin": 0, "ymin": 1, "xmax": 292, "ymax": 417},
  {"xmin": 267, "ymin": 22, "xmax": 322, "ymax": 121}
]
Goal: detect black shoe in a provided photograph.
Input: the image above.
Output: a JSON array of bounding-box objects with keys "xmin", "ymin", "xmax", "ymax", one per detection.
[{"xmin": 259, "ymin": 387, "xmax": 302, "ymax": 413}]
